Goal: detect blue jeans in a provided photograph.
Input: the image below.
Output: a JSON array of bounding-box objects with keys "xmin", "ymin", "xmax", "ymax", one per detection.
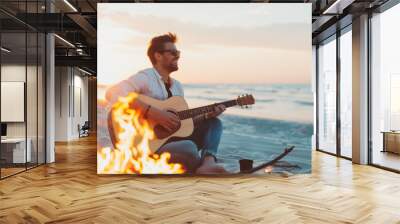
[{"xmin": 156, "ymin": 118, "xmax": 223, "ymax": 173}]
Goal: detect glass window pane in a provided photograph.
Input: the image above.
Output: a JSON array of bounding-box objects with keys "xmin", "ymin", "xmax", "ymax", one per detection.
[
  {"xmin": 0, "ymin": 1, "xmax": 46, "ymax": 179},
  {"xmin": 26, "ymin": 0, "xmax": 40, "ymax": 169},
  {"xmin": 27, "ymin": 31, "xmax": 38, "ymax": 169},
  {"xmin": 38, "ymin": 32, "xmax": 45, "ymax": 165},
  {"xmin": 371, "ymin": 3, "xmax": 400, "ymax": 171},
  {"xmin": 1, "ymin": 31, "xmax": 27, "ymax": 177},
  {"xmin": 318, "ymin": 36, "xmax": 337, "ymax": 154},
  {"xmin": 340, "ymin": 29, "xmax": 352, "ymax": 158}
]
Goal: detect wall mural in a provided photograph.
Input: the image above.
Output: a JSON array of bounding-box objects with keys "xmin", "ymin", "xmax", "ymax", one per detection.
[{"xmin": 97, "ymin": 3, "xmax": 313, "ymax": 175}]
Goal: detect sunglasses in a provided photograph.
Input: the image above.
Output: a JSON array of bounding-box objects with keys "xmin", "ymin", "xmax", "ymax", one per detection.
[{"xmin": 159, "ymin": 49, "xmax": 181, "ymax": 57}]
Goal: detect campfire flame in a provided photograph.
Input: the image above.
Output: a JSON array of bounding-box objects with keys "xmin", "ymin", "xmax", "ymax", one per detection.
[
  {"xmin": 97, "ymin": 93, "xmax": 185, "ymax": 174},
  {"xmin": 264, "ymin": 165, "xmax": 273, "ymax": 173}
]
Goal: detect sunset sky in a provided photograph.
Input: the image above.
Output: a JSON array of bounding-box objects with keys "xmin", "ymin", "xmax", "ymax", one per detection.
[{"xmin": 98, "ymin": 3, "xmax": 311, "ymax": 86}]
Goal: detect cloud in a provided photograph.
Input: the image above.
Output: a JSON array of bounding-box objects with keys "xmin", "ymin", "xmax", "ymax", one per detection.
[
  {"xmin": 99, "ymin": 11, "xmax": 310, "ymax": 52},
  {"xmin": 97, "ymin": 6, "xmax": 311, "ymax": 85}
]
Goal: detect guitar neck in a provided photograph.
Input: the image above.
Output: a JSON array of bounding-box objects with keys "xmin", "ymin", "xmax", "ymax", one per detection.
[{"xmin": 177, "ymin": 99, "xmax": 238, "ymax": 120}]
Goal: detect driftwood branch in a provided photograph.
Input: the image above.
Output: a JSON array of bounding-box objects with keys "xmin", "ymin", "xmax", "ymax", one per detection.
[{"xmin": 239, "ymin": 146, "xmax": 295, "ymax": 174}]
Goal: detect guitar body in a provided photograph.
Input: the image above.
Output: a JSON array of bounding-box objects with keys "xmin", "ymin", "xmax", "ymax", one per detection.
[
  {"xmin": 108, "ymin": 93, "xmax": 254, "ymax": 154},
  {"xmin": 108, "ymin": 95, "xmax": 194, "ymax": 153}
]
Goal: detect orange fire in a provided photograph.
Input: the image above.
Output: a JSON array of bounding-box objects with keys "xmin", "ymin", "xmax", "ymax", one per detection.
[
  {"xmin": 264, "ymin": 165, "xmax": 273, "ymax": 173},
  {"xmin": 97, "ymin": 93, "xmax": 185, "ymax": 174}
]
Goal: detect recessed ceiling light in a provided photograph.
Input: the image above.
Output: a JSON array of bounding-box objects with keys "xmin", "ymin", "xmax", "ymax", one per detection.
[
  {"xmin": 54, "ymin": 34, "xmax": 75, "ymax": 48},
  {"xmin": 63, "ymin": 0, "xmax": 78, "ymax": 12},
  {"xmin": 1, "ymin": 47, "xmax": 11, "ymax": 53},
  {"xmin": 323, "ymin": 0, "xmax": 354, "ymax": 15},
  {"xmin": 78, "ymin": 67, "xmax": 93, "ymax": 76}
]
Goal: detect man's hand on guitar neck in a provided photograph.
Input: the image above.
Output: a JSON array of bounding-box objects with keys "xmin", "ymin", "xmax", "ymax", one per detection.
[
  {"xmin": 205, "ymin": 104, "xmax": 226, "ymax": 119},
  {"xmin": 147, "ymin": 106, "xmax": 180, "ymax": 132},
  {"xmin": 193, "ymin": 104, "xmax": 226, "ymax": 124}
]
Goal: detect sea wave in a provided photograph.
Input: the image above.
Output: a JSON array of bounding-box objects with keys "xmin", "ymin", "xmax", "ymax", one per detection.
[
  {"xmin": 218, "ymin": 114, "xmax": 312, "ymax": 173},
  {"xmin": 294, "ymin": 100, "xmax": 313, "ymax": 106}
]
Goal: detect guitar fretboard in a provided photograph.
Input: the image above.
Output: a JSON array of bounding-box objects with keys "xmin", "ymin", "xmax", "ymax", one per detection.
[{"xmin": 177, "ymin": 100, "xmax": 238, "ymax": 120}]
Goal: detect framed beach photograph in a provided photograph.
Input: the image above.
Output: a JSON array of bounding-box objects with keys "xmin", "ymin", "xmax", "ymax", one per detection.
[{"xmin": 97, "ymin": 3, "xmax": 313, "ymax": 175}]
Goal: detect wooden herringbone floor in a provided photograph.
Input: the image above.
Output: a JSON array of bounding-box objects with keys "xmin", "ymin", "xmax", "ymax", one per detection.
[{"xmin": 1, "ymin": 135, "xmax": 400, "ymax": 224}]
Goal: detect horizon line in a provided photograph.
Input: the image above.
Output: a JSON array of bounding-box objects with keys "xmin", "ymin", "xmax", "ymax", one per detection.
[{"xmin": 97, "ymin": 82, "xmax": 310, "ymax": 87}]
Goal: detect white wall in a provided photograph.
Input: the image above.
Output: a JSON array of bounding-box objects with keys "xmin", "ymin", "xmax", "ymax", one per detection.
[
  {"xmin": 1, "ymin": 65, "xmax": 26, "ymax": 132},
  {"xmin": 55, "ymin": 67, "xmax": 69, "ymax": 141},
  {"xmin": 55, "ymin": 67, "xmax": 89, "ymax": 141},
  {"xmin": 1, "ymin": 65, "xmax": 38, "ymax": 138},
  {"xmin": 1, "ymin": 63, "xmax": 46, "ymax": 164}
]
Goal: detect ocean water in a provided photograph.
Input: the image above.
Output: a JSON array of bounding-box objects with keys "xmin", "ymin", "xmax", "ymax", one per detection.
[
  {"xmin": 183, "ymin": 83, "xmax": 313, "ymax": 173},
  {"xmin": 183, "ymin": 83, "xmax": 313, "ymax": 123}
]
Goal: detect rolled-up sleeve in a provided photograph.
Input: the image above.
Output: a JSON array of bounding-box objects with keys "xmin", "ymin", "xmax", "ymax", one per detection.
[{"xmin": 105, "ymin": 72, "xmax": 147, "ymax": 105}]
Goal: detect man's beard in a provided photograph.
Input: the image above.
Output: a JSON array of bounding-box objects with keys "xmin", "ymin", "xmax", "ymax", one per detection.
[{"xmin": 165, "ymin": 62, "xmax": 178, "ymax": 72}]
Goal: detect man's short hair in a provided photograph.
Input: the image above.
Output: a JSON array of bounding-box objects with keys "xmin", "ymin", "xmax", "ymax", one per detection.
[{"xmin": 147, "ymin": 33, "xmax": 177, "ymax": 65}]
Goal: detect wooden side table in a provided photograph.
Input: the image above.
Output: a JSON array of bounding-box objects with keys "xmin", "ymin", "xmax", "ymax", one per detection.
[{"xmin": 381, "ymin": 131, "xmax": 400, "ymax": 154}]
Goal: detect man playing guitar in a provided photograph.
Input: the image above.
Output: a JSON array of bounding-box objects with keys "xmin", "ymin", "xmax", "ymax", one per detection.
[{"xmin": 106, "ymin": 33, "xmax": 227, "ymax": 174}]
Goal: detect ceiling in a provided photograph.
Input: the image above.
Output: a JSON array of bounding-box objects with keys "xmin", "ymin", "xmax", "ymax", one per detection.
[{"xmin": 0, "ymin": 0, "xmax": 393, "ymax": 75}]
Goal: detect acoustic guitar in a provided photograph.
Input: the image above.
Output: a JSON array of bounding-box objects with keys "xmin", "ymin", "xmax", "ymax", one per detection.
[{"xmin": 108, "ymin": 94, "xmax": 255, "ymax": 153}]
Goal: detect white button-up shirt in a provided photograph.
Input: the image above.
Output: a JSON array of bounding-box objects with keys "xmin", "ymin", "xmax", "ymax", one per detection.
[{"xmin": 106, "ymin": 68, "xmax": 184, "ymax": 105}]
